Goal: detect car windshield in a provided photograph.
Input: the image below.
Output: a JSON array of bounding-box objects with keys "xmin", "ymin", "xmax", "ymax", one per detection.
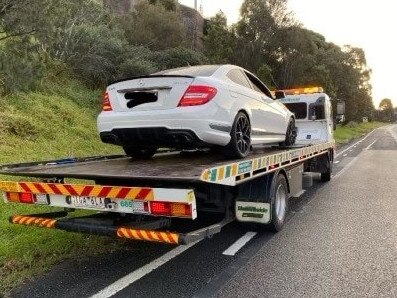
[{"xmin": 154, "ymin": 65, "xmax": 220, "ymax": 77}]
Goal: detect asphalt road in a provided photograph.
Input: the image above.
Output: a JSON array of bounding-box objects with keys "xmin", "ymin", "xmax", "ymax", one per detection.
[{"xmin": 11, "ymin": 124, "xmax": 397, "ymax": 298}]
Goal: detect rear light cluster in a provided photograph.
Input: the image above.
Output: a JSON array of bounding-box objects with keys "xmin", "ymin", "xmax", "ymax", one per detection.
[
  {"xmin": 178, "ymin": 85, "xmax": 217, "ymax": 107},
  {"xmin": 6, "ymin": 192, "xmax": 35, "ymax": 204},
  {"xmin": 102, "ymin": 91, "xmax": 112, "ymax": 111},
  {"xmin": 150, "ymin": 201, "xmax": 192, "ymax": 217},
  {"xmin": 4, "ymin": 191, "xmax": 192, "ymax": 218}
]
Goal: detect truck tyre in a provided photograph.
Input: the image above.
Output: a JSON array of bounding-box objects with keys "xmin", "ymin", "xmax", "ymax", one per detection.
[
  {"xmin": 320, "ymin": 157, "xmax": 332, "ymax": 182},
  {"xmin": 256, "ymin": 173, "xmax": 289, "ymax": 233},
  {"xmin": 280, "ymin": 118, "xmax": 297, "ymax": 147},
  {"xmin": 123, "ymin": 146, "xmax": 158, "ymax": 159},
  {"xmin": 223, "ymin": 112, "xmax": 251, "ymax": 159},
  {"xmin": 268, "ymin": 174, "xmax": 289, "ymax": 232}
]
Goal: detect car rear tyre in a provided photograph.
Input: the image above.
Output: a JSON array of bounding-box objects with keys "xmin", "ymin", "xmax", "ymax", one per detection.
[
  {"xmin": 223, "ymin": 112, "xmax": 251, "ymax": 159},
  {"xmin": 123, "ymin": 146, "xmax": 158, "ymax": 159},
  {"xmin": 280, "ymin": 118, "xmax": 297, "ymax": 147}
]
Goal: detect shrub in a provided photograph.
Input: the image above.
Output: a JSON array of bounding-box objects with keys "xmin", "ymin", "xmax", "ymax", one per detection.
[{"xmin": 151, "ymin": 47, "xmax": 208, "ymax": 70}]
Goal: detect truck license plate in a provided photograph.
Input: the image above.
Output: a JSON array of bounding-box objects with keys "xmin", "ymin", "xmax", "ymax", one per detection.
[{"xmin": 70, "ymin": 196, "xmax": 106, "ymax": 209}]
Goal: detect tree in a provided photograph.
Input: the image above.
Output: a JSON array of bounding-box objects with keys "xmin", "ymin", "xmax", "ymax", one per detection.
[
  {"xmin": 203, "ymin": 11, "xmax": 235, "ymax": 64},
  {"xmin": 148, "ymin": 0, "xmax": 178, "ymax": 11},
  {"xmin": 119, "ymin": 2, "xmax": 186, "ymax": 51},
  {"xmin": 150, "ymin": 47, "xmax": 208, "ymax": 70},
  {"xmin": 378, "ymin": 98, "xmax": 394, "ymax": 122}
]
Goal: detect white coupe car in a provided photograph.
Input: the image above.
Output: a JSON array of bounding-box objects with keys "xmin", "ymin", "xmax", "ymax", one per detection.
[{"xmin": 97, "ymin": 65, "xmax": 296, "ymax": 159}]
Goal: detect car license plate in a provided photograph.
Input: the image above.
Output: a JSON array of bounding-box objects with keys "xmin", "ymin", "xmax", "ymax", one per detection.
[{"xmin": 70, "ymin": 196, "xmax": 106, "ymax": 209}]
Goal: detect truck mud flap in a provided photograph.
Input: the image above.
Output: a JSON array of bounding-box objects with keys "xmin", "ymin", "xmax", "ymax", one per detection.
[{"xmin": 9, "ymin": 213, "xmax": 233, "ymax": 245}]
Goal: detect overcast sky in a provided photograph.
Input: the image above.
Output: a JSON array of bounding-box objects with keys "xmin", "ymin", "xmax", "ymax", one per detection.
[{"xmin": 179, "ymin": 0, "xmax": 396, "ymax": 107}]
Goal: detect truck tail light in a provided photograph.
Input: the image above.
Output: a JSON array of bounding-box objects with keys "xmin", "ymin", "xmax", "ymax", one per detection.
[
  {"xmin": 150, "ymin": 202, "xmax": 171, "ymax": 216},
  {"xmin": 178, "ymin": 85, "xmax": 217, "ymax": 107},
  {"xmin": 171, "ymin": 203, "xmax": 191, "ymax": 217},
  {"xmin": 102, "ymin": 91, "xmax": 112, "ymax": 111},
  {"xmin": 150, "ymin": 202, "xmax": 192, "ymax": 217},
  {"xmin": 6, "ymin": 192, "xmax": 35, "ymax": 204}
]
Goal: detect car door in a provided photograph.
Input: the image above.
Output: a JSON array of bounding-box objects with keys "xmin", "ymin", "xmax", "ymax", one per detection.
[
  {"xmin": 226, "ymin": 69, "xmax": 263, "ymax": 133},
  {"xmin": 244, "ymin": 72, "xmax": 288, "ymax": 136}
]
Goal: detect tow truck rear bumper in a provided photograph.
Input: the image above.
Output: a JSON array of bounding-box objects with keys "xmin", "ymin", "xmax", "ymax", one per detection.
[{"xmin": 9, "ymin": 212, "xmax": 233, "ymax": 245}]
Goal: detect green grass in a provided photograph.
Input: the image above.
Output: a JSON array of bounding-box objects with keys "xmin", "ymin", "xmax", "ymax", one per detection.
[
  {"xmin": 0, "ymin": 82, "xmax": 126, "ymax": 296},
  {"xmin": 334, "ymin": 121, "xmax": 387, "ymax": 146}
]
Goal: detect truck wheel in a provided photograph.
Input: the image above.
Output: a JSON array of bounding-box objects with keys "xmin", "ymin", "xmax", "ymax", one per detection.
[
  {"xmin": 280, "ymin": 118, "xmax": 297, "ymax": 147},
  {"xmin": 268, "ymin": 174, "xmax": 289, "ymax": 232},
  {"xmin": 123, "ymin": 146, "xmax": 158, "ymax": 159},
  {"xmin": 223, "ymin": 112, "xmax": 251, "ymax": 159},
  {"xmin": 320, "ymin": 157, "xmax": 332, "ymax": 182}
]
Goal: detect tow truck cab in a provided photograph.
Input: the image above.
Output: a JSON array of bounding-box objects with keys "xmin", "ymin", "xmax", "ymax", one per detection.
[{"xmin": 278, "ymin": 87, "xmax": 334, "ymax": 145}]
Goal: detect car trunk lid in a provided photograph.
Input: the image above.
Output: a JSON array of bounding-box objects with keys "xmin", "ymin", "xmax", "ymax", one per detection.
[{"xmin": 107, "ymin": 76, "xmax": 194, "ymax": 112}]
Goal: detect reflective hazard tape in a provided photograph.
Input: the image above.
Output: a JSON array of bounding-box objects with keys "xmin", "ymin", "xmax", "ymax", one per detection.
[
  {"xmin": 117, "ymin": 228, "xmax": 179, "ymax": 245},
  {"xmin": 0, "ymin": 182, "xmax": 154, "ymax": 201},
  {"xmin": 10, "ymin": 215, "xmax": 56, "ymax": 228},
  {"xmin": 200, "ymin": 142, "xmax": 335, "ymax": 185}
]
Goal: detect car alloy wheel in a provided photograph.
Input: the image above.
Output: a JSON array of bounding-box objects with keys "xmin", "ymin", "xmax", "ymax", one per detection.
[
  {"xmin": 235, "ymin": 114, "xmax": 251, "ymax": 155},
  {"xmin": 223, "ymin": 112, "xmax": 251, "ymax": 159}
]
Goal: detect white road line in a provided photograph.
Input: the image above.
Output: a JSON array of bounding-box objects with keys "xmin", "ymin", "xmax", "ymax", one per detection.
[
  {"xmin": 335, "ymin": 128, "xmax": 378, "ymax": 158},
  {"xmin": 334, "ymin": 161, "xmax": 340, "ymax": 164},
  {"xmin": 223, "ymin": 232, "xmax": 257, "ymax": 256},
  {"xmin": 333, "ymin": 154, "xmax": 361, "ymax": 179},
  {"xmin": 365, "ymin": 140, "xmax": 377, "ymax": 150},
  {"xmin": 343, "ymin": 154, "xmax": 347, "ymax": 157},
  {"xmin": 91, "ymin": 240, "xmax": 202, "ymax": 298}
]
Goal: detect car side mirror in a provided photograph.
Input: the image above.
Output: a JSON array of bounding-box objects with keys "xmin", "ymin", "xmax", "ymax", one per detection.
[{"xmin": 274, "ymin": 91, "xmax": 285, "ymax": 100}]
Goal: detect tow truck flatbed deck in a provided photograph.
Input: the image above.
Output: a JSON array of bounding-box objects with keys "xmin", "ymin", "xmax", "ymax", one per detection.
[
  {"xmin": 0, "ymin": 148, "xmax": 284, "ymax": 181},
  {"xmin": 0, "ymin": 143, "xmax": 333, "ymax": 186}
]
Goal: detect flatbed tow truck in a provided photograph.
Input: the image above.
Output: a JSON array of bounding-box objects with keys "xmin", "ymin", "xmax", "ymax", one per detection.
[{"xmin": 0, "ymin": 87, "xmax": 338, "ymax": 245}]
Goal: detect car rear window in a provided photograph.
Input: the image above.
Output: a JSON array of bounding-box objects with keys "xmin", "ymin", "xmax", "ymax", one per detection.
[
  {"xmin": 154, "ymin": 65, "xmax": 220, "ymax": 77},
  {"xmin": 284, "ymin": 103, "xmax": 308, "ymax": 119}
]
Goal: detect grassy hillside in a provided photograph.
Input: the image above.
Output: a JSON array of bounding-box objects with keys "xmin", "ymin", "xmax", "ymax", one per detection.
[{"xmin": 0, "ymin": 82, "xmax": 124, "ymax": 296}]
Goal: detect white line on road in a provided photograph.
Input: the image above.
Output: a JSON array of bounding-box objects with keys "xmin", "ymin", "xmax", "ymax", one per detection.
[
  {"xmin": 333, "ymin": 154, "xmax": 361, "ymax": 179},
  {"xmin": 223, "ymin": 232, "xmax": 257, "ymax": 256},
  {"xmin": 365, "ymin": 140, "xmax": 377, "ymax": 150},
  {"xmin": 334, "ymin": 161, "xmax": 340, "ymax": 164},
  {"xmin": 343, "ymin": 154, "xmax": 347, "ymax": 157},
  {"xmin": 335, "ymin": 128, "xmax": 378, "ymax": 158},
  {"xmin": 91, "ymin": 240, "xmax": 202, "ymax": 298}
]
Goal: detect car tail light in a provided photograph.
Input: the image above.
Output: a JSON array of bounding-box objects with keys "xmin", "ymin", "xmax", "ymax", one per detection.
[
  {"xmin": 6, "ymin": 192, "xmax": 35, "ymax": 204},
  {"xmin": 178, "ymin": 85, "xmax": 217, "ymax": 107},
  {"xmin": 102, "ymin": 91, "xmax": 112, "ymax": 111}
]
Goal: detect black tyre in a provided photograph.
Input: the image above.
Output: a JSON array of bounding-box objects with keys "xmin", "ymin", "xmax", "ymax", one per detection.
[
  {"xmin": 321, "ymin": 157, "xmax": 332, "ymax": 182},
  {"xmin": 280, "ymin": 118, "xmax": 297, "ymax": 147},
  {"xmin": 123, "ymin": 146, "xmax": 158, "ymax": 159},
  {"xmin": 223, "ymin": 112, "xmax": 251, "ymax": 159},
  {"xmin": 268, "ymin": 174, "xmax": 289, "ymax": 232}
]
